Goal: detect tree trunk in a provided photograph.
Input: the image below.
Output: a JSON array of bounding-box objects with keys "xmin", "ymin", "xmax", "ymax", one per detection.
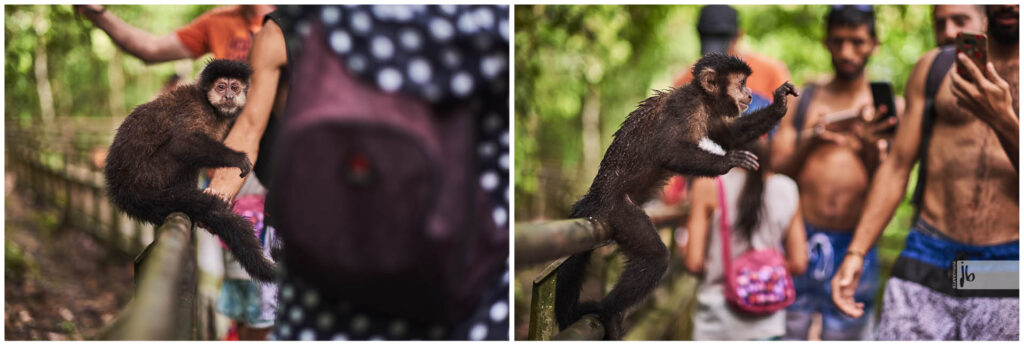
[
  {"xmin": 107, "ymin": 51, "xmax": 126, "ymax": 118},
  {"xmin": 34, "ymin": 36, "xmax": 55, "ymax": 124},
  {"xmin": 581, "ymin": 86, "xmax": 601, "ymax": 190}
]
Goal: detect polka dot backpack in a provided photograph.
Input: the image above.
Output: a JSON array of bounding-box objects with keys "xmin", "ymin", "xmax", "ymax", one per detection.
[
  {"xmin": 715, "ymin": 177, "xmax": 795, "ymax": 315},
  {"xmin": 267, "ymin": 5, "xmax": 509, "ymax": 325}
]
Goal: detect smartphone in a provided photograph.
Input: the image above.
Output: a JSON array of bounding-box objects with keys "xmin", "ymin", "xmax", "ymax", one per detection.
[
  {"xmin": 955, "ymin": 32, "xmax": 988, "ymax": 81},
  {"xmin": 822, "ymin": 109, "xmax": 859, "ymax": 131},
  {"xmin": 870, "ymin": 81, "xmax": 897, "ymax": 135}
]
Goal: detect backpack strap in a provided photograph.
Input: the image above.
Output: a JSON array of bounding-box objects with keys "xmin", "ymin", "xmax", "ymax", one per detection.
[
  {"xmin": 911, "ymin": 46, "xmax": 957, "ymax": 220},
  {"xmin": 793, "ymin": 83, "xmax": 818, "ymax": 144},
  {"xmin": 716, "ymin": 177, "xmax": 732, "ymax": 278}
]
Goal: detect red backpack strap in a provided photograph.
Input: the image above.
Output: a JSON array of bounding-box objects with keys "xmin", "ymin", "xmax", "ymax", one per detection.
[{"xmin": 716, "ymin": 176, "xmax": 732, "ymax": 278}]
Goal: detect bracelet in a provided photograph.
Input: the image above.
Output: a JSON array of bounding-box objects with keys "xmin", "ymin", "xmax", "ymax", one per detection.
[{"xmin": 846, "ymin": 249, "xmax": 866, "ymax": 258}]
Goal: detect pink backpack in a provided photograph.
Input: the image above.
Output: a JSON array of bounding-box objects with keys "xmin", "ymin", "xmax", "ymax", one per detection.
[{"xmin": 716, "ymin": 177, "xmax": 795, "ymax": 315}]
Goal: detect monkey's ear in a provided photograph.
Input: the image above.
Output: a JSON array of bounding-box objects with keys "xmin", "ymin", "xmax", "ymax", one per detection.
[{"xmin": 698, "ymin": 68, "xmax": 717, "ymax": 94}]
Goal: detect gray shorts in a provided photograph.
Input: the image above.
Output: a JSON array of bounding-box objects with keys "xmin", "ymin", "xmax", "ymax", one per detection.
[{"xmin": 877, "ymin": 277, "xmax": 1019, "ymax": 340}]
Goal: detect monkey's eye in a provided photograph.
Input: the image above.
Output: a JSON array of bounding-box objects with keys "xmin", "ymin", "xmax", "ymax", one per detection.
[
  {"xmin": 231, "ymin": 84, "xmax": 240, "ymax": 92},
  {"xmin": 217, "ymin": 83, "xmax": 226, "ymax": 90}
]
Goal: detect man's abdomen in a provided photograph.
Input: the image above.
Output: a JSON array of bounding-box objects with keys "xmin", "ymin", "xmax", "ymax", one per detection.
[
  {"xmin": 797, "ymin": 144, "xmax": 869, "ymax": 230},
  {"xmin": 922, "ymin": 122, "xmax": 1018, "ymax": 245}
]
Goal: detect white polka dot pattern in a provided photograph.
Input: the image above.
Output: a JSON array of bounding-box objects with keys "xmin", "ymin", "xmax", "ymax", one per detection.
[{"xmin": 272, "ymin": 259, "xmax": 510, "ymax": 340}]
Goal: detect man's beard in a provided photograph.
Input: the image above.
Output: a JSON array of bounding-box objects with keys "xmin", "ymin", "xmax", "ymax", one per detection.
[
  {"xmin": 833, "ymin": 58, "xmax": 869, "ymax": 81},
  {"xmin": 988, "ymin": 7, "xmax": 1019, "ymax": 44}
]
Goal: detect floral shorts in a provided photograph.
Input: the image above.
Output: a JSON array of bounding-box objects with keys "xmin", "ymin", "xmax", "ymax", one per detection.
[{"xmin": 217, "ymin": 279, "xmax": 278, "ymax": 329}]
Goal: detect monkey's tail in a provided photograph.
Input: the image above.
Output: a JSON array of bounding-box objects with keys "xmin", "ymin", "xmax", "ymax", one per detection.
[
  {"xmin": 179, "ymin": 190, "xmax": 277, "ymax": 282},
  {"xmin": 554, "ymin": 250, "xmax": 594, "ymax": 329}
]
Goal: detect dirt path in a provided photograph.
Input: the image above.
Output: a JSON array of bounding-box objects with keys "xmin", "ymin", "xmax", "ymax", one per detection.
[{"xmin": 4, "ymin": 186, "xmax": 134, "ymax": 340}]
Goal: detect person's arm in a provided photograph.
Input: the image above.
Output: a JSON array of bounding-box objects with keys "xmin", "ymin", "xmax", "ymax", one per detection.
[
  {"xmin": 783, "ymin": 204, "xmax": 807, "ymax": 276},
  {"xmin": 683, "ymin": 177, "xmax": 717, "ymax": 275},
  {"xmin": 75, "ymin": 5, "xmax": 193, "ymax": 63},
  {"xmin": 831, "ymin": 49, "xmax": 936, "ymax": 318},
  {"xmin": 950, "ymin": 53, "xmax": 1019, "ymax": 171},
  {"xmin": 205, "ymin": 20, "xmax": 286, "ymax": 201}
]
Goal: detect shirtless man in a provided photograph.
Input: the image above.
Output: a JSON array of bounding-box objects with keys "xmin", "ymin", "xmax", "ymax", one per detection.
[
  {"xmin": 771, "ymin": 5, "xmax": 895, "ymax": 340},
  {"xmin": 832, "ymin": 4, "xmax": 1019, "ymax": 340}
]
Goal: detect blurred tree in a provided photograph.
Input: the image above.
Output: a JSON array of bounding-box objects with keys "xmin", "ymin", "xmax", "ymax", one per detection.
[
  {"xmin": 4, "ymin": 5, "xmax": 217, "ymax": 124},
  {"xmin": 515, "ymin": 5, "xmax": 679, "ymax": 219}
]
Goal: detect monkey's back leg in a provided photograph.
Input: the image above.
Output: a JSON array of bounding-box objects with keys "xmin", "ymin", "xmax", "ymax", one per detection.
[
  {"xmin": 555, "ymin": 196, "xmax": 604, "ymax": 329},
  {"xmin": 177, "ymin": 188, "xmax": 276, "ymax": 282},
  {"xmin": 599, "ymin": 201, "xmax": 669, "ymax": 340},
  {"xmin": 555, "ymin": 250, "xmax": 595, "ymax": 329}
]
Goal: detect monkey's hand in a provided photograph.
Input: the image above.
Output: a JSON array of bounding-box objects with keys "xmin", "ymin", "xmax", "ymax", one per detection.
[
  {"xmin": 237, "ymin": 156, "xmax": 252, "ymax": 178},
  {"xmin": 726, "ymin": 150, "xmax": 759, "ymax": 171},
  {"xmin": 775, "ymin": 81, "xmax": 799, "ymax": 100}
]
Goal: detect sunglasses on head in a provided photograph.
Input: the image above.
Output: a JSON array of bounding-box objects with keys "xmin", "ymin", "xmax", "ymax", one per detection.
[{"xmin": 832, "ymin": 4, "xmax": 874, "ymax": 13}]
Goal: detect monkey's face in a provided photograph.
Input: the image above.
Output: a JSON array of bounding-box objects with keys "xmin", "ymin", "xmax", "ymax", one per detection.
[
  {"xmin": 207, "ymin": 77, "xmax": 248, "ymax": 118},
  {"xmin": 726, "ymin": 73, "xmax": 753, "ymax": 114}
]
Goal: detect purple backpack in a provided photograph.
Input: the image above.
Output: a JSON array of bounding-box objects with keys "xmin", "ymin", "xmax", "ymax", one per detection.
[
  {"xmin": 716, "ymin": 177, "xmax": 795, "ymax": 315},
  {"xmin": 266, "ymin": 19, "xmax": 508, "ymax": 324}
]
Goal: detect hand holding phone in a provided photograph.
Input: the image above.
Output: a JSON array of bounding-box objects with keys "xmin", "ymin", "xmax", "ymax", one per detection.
[
  {"xmin": 821, "ymin": 109, "xmax": 859, "ymax": 132},
  {"xmin": 869, "ymin": 82, "xmax": 897, "ymax": 136},
  {"xmin": 955, "ymin": 32, "xmax": 988, "ymax": 82}
]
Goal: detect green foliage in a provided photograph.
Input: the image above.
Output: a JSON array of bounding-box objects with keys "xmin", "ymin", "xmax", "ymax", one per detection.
[
  {"xmin": 5, "ymin": 238, "xmax": 38, "ymax": 282},
  {"xmin": 515, "ymin": 4, "xmax": 938, "ymax": 220},
  {"xmin": 515, "ymin": 5, "xmax": 676, "ymax": 218},
  {"xmin": 4, "ymin": 5, "xmax": 219, "ymax": 122},
  {"xmin": 58, "ymin": 320, "xmax": 78, "ymax": 335}
]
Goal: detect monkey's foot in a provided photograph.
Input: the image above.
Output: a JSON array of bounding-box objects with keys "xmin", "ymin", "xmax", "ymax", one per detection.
[
  {"xmin": 598, "ymin": 309, "xmax": 626, "ymax": 340},
  {"xmin": 557, "ymin": 301, "xmax": 602, "ymax": 330}
]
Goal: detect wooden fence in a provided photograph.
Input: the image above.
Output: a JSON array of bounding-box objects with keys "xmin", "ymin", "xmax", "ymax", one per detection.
[
  {"xmin": 516, "ymin": 204, "xmax": 700, "ymax": 340},
  {"xmin": 6, "ymin": 122, "xmax": 154, "ymax": 256}
]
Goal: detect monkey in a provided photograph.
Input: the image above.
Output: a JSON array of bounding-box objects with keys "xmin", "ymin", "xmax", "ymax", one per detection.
[
  {"xmin": 554, "ymin": 53, "xmax": 798, "ymax": 339},
  {"xmin": 104, "ymin": 59, "xmax": 276, "ymax": 282}
]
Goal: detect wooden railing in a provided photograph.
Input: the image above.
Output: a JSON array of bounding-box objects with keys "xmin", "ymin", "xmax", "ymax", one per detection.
[
  {"xmin": 94, "ymin": 213, "xmax": 200, "ymax": 340},
  {"xmin": 516, "ymin": 204, "xmax": 697, "ymax": 340}
]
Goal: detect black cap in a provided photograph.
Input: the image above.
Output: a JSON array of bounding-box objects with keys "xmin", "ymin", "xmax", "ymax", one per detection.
[{"xmin": 698, "ymin": 5, "xmax": 738, "ymax": 55}]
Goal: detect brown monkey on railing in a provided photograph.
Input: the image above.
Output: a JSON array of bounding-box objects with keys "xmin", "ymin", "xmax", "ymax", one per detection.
[
  {"xmin": 554, "ymin": 53, "xmax": 798, "ymax": 339},
  {"xmin": 105, "ymin": 59, "xmax": 275, "ymax": 282}
]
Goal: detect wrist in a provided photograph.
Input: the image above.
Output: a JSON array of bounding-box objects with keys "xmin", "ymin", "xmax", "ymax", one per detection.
[{"xmin": 846, "ymin": 248, "xmax": 866, "ymax": 259}]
